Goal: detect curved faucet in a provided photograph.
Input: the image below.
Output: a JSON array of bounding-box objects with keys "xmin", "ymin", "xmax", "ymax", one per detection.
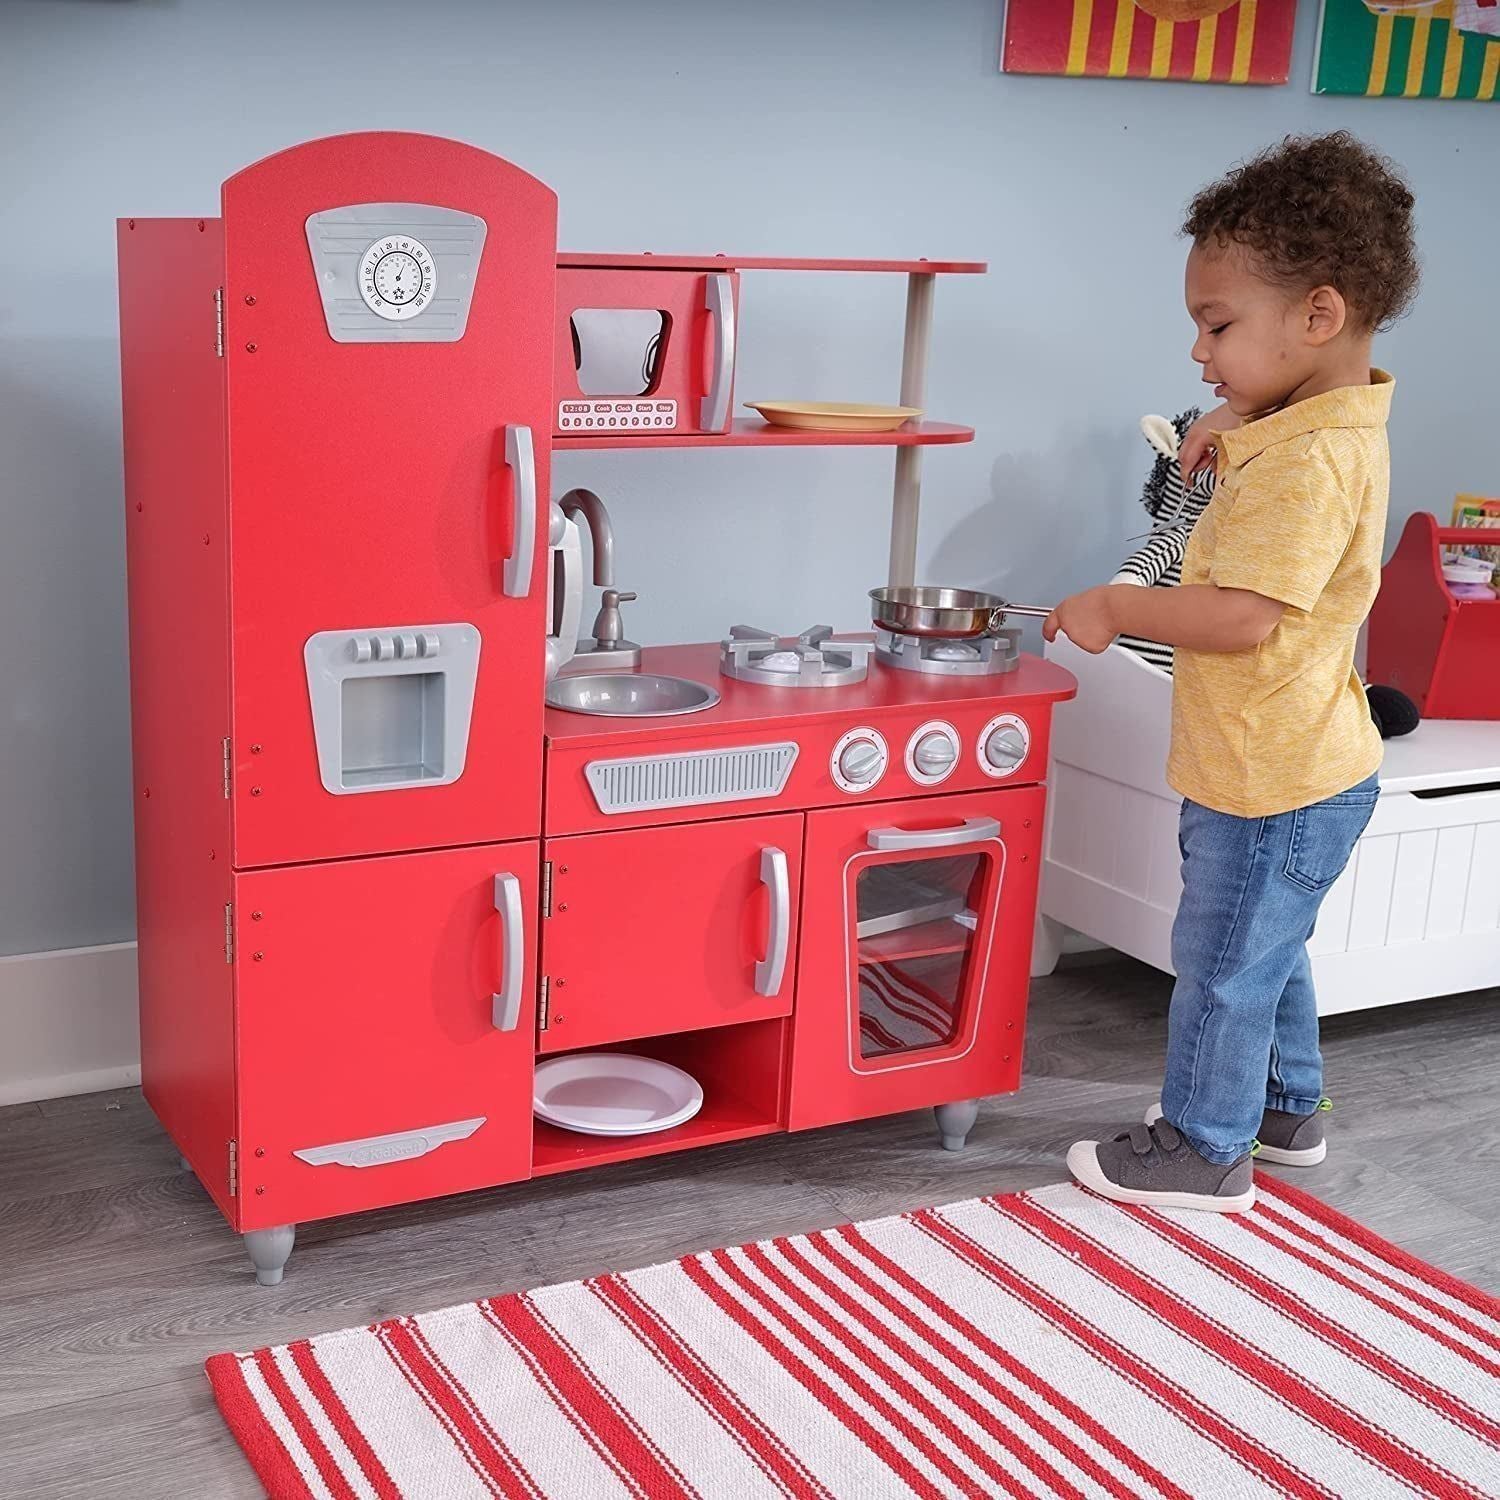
[{"xmin": 557, "ymin": 488, "xmax": 614, "ymax": 587}]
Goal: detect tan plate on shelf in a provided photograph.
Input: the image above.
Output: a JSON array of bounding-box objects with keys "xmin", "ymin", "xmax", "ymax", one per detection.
[{"xmin": 745, "ymin": 401, "xmax": 924, "ymax": 433}]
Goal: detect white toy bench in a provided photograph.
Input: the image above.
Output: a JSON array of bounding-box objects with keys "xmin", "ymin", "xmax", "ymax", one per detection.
[{"xmin": 1035, "ymin": 634, "xmax": 1500, "ymax": 1015}]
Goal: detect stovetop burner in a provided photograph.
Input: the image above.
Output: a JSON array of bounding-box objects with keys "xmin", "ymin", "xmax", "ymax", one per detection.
[
  {"xmin": 874, "ymin": 627, "xmax": 1021, "ymax": 677},
  {"xmin": 720, "ymin": 624, "xmax": 872, "ymax": 688}
]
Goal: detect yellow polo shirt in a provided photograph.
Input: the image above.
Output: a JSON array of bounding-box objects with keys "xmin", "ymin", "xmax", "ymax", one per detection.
[{"xmin": 1167, "ymin": 371, "xmax": 1393, "ymax": 819}]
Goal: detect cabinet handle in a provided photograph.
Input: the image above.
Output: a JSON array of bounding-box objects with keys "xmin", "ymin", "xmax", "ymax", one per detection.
[
  {"xmin": 502, "ymin": 424, "xmax": 536, "ymax": 599},
  {"xmin": 755, "ymin": 846, "xmax": 791, "ymax": 998},
  {"xmin": 701, "ymin": 273, "xmax": 735, "ymax": 432},
  {"xmin": 867, "ymin": 816, "xmax": 1001, "ymax": 852},
  {"xmin": 492, "ymin": 873, "xmax": 525, "ymax": 1030}
]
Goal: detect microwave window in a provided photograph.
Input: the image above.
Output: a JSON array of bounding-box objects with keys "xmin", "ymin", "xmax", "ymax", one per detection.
[{"xmin": 569, "ymin": 308, "xmax": 668, "ymax": 397}]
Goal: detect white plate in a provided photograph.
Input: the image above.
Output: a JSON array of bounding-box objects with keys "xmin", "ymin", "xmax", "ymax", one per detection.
[{"xmin": 533, "ymin": 1053, "xmax": 705, "ymax": 1137}]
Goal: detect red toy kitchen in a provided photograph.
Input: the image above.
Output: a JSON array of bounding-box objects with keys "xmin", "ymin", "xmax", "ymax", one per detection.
[{"xmin": 118, "ymin": 132, "xmax": 1075, "ymax": 1284}]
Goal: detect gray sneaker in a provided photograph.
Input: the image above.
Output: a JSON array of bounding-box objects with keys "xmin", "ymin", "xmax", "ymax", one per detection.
[
  {"xmin": 1146, "ymin": 1098, "xmax": 1329, "ymax": 1166},
  {"xmin": 1067, "ymin": 1121, "xmax": 1255, "ymax": 1213}
]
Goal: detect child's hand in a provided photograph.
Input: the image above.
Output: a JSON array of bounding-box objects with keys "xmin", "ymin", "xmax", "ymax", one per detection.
[
  {"xmin": 1178, "ymin": 403, "xmax": 1239, "ymax": 479},
  {"xmin": 1043, "ymin": 587, "xmax": 1121, "ymax": 654}
]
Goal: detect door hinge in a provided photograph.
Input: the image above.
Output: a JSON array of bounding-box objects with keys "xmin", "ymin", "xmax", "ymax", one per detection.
[
  {"xmin": 227, "ymin": 1138, "xmax": 238, "ymax": 1197},
  {"xmin": 223, "ymin": 903, "xmax": 234, "ymax": 964},
  {"xmin": 222, "ymin": 736, "xmax": 232, "ymax": 799},
  {"xmin": 538, "ymin": 975, "xmax": 550, "ymax": 1032},
  {"xmin": 541, "ymin": 860, "xmax": 554, "ymax": 918},
  {"xmin": 214, "ymin": 287, "xmax": 224, "ymax": 357}
]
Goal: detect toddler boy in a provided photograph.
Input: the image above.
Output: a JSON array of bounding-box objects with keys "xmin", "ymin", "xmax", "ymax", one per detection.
[{"xmin": 1044, "ymin": 132, "xmax": 1419, "ymax": 1211}]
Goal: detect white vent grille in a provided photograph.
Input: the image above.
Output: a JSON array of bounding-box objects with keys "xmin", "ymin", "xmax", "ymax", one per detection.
[{"xmin": 586, "ymin": 742, "xmax": 799, "ymax": 815}]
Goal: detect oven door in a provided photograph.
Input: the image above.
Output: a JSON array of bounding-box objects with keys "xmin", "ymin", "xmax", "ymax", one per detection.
[
  {"xmin": 555, "ymin": 268, "xmax": 737, "ymax": 437},
  {"xmin": 787, "ymin": 786, "xmax": 1044, "ymax": 1132}
]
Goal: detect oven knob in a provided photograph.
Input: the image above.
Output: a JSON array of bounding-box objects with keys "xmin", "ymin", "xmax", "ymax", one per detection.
[
  {"xmin": 831, "ymin": 728, "xmax": 888, "ymax": 792},
  {"xmin": 905, "ymin": 721, "xmax": 960, "ymax": 785},
  {"xmin": 913, "ymin": 731, "xmax": 958, "ymax": 777},
  {"xmin": 839, "ymin": 740, "xmax": 883, "ymax": 784},
  {"xmin": 980, "ymin": 716, "xmax": 1030, "ymax": 777}
]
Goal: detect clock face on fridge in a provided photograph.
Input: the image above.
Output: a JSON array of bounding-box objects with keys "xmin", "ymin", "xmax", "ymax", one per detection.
[{"xmin": 357, "ymin": 236, "xmax": 437, "ymax": 321}]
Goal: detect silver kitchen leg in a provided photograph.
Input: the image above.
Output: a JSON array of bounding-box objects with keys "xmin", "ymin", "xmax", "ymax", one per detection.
[
  {"xmin": 934, "ymin": 1099, "xmax": 980, "ymax": 1152},
  {"xmin": 244, "ymin": 1224, "xmax": 296, "ymax": 1286}
]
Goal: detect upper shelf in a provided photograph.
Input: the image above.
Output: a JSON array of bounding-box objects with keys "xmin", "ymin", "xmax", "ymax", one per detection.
[
  {"xmin": 557, "ymin": 253, "xmax": 987, "ymax": 275},
  {"xmin": 554, "ymin": 418, "xmax": 974, "ymax": 452}
]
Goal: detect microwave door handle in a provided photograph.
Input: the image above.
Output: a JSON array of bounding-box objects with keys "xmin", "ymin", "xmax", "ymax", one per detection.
[
  {"xmin": 754, "ymin": 846, "xmax": 791, "ymax": 998},
  {"xmin": 867, "ymin": 816, "xmax": 1002, "ymax": 852},
  {"xmin": 491, "ymin": 873, "xmax": 525, "ymax": 1031},
  {"xmin": 700, "ymin": 273, "xmax": 735, "ymax": 432},
  {"xmin": 502, "ymin": 424, "xmax": 537, "ymax": 599}
]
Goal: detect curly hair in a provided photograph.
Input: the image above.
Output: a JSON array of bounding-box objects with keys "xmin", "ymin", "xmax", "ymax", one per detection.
[{"xmin": 1183, "ymin": 131, "xmax": 1419, "ymax": 333}]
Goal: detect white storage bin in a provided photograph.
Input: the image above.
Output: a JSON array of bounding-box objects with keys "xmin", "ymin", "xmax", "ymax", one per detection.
[{"xmin": 1036, "ymin": 635, "xmax": 1500, "ymax": 1015}]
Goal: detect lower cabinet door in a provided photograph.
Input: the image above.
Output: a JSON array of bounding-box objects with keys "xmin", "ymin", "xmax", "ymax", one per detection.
[
  {"xmin": 540, "ymin": 812, "xmax": 803, "ymax": 1053},
  {"xmin": 788, "ymin": 786, "xmax": 1044, "ymax": 1132},
  {"xmin": 233, "ymin": 840, "xmax": 539, "ymax": 1231}
]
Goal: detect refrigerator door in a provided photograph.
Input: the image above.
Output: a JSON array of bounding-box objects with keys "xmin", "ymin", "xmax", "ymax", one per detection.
[
  {"xmin": 222, "ymin": 133, "xmax": 558, "ymax": 867},
  {"xmin": 233, "ymin": 840, "xmax": 539, "ymax": 1231}
]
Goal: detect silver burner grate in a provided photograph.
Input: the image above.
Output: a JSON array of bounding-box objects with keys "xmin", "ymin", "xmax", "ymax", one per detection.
[
  {"xmin": 720, "ymin": 625, "xmax": 873, "ymax": 688},
  {"xmin": 874, "ymin": 627, "xmax": 1021, "ymax": 677}
]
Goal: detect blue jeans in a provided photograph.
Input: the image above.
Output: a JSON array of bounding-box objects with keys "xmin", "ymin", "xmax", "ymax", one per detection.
[{"xmin": 1162, "ymin": 773, "xmax": 1379, "ymax": 1164}]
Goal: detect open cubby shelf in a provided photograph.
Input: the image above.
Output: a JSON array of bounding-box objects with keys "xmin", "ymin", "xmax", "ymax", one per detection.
[{"xmin": 530, "ymin": 1015, "xmax": 788, "ymax": 1177}]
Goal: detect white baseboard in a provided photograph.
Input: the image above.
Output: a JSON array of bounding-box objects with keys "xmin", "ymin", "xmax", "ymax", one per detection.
[{"xmin": 0, "ymin": 942, "xmax": 140, "ymax": 1106}]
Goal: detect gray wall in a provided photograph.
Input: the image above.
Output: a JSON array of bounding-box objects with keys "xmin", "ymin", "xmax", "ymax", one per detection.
[{"xmin": 1, "ymin": 0, "xmax": 1494, "ymax": 956}]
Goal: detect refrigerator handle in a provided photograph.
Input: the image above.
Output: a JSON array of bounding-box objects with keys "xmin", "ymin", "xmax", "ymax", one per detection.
[
  {"xmin": 491, "ymin": 873, "xmax": 525, "ymax": 1031},
  {"xmin": 754, "ymin": 846, "xmax": 791, "ymax": 998},
  {"xmin": 502, "ymin": 424, "xmax": 537, "ymax": 598},
  {"xmin": 700, "ymin": 273, "xmax": 735, "ymax": 432},
  {"xmin": 867, "ymin": 816, "xmax": 1002, "ymax": 852}
]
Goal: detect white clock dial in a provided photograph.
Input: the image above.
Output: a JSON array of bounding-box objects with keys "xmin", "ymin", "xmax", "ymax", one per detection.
[{"xmin": 358, "ymin": 236, "xmax": 438, "ymax": 322}]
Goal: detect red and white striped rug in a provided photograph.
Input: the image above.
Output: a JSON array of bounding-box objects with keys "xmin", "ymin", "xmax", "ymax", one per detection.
[{"xmin": 208, "ymin": 1175, "xmax": 1500, "ymax": 1499}]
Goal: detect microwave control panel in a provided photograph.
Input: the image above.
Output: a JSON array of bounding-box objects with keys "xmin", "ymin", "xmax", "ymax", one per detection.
[{"xmin": 559, "ymin": 398, "xmax": 678, "ymax": 432}]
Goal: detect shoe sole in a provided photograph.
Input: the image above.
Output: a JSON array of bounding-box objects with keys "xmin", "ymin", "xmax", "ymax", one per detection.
[
  {"xmin": 1067, "ymin": 1141, "xmax": 1256, "ymax": 1213},
  {"xmin": 1253, "ymin": 1140, "xmax": 1327, "ymax": 1166},
  {"xmin": 1144, "ymin": 1103, "xmax": 1325, "ymax": 1168}
]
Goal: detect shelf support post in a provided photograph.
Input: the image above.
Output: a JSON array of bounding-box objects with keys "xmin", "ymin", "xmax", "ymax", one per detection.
[{"xmin": 887, "ymin": 271, "xmax": 935, "ymax": 588}]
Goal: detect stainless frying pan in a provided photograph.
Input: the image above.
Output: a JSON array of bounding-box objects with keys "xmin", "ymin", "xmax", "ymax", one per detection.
[{"xmin": 869, "ymin": 586, "xmax": 1054, "ymax": 639}]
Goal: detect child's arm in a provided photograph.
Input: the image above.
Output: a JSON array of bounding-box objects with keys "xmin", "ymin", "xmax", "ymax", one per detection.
[{"xmin": 1043, "ymin": 583, "xmax": 1284, "ymax": 655}]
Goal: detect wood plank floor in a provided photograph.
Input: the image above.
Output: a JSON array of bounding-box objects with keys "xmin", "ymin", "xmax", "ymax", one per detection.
[{"xmin": 2, "ymin": 957, "xmax": 1495, "ymax": 1499}]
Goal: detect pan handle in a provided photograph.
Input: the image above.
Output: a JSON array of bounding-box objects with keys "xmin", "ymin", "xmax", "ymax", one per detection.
[{"xmin": 992, "ymin": 603, "xmax": 1054, "ymax": 626}]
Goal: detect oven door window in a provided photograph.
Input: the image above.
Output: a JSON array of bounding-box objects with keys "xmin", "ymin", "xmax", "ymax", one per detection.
[{"xmin": 853, "ymin": 851, "xmax": 991, "ymax": 1062}]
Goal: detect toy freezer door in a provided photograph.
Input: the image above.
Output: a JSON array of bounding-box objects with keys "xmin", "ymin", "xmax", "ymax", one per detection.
[
  {"xmin": 539, "ymin": 812, "xmax": 803, "ymax": 1054},
  {"xmin": 787, "ymin": 786, "xmax": 1043, "ymax": 1133},
  {"xmin": 222, "ymin": 134, "xmax": 558, "ymax": 868},
  {"xmin": 232, "ymin": 840, "xmax": 539, "ymax": 1232}
]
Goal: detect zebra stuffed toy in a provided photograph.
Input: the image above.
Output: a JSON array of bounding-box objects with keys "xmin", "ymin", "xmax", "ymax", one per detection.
[{"xmin": 1111, "ymin": 408, "xmax": 1214, "ymax": 675}]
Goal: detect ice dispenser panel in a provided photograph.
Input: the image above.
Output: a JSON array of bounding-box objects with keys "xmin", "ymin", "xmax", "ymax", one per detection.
[{"xmin": 304, "ymin": 624, "xmax": 481, "ymax": 794}]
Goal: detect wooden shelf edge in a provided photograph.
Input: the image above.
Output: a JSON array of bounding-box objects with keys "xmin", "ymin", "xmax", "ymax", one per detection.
[{"xmin": 555, "ymin": 419, "xmax": 974, "ymax": 452}]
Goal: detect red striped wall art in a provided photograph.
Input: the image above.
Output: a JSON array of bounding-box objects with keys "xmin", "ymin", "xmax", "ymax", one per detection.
[{"xmin": 1002, "ymin": 0, "xmax": 1300, "ymax": 84}]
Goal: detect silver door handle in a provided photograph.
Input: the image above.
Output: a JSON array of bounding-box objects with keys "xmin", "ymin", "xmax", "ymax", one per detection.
[
  {"xmin": 867, "ymin": 816, "xmax": 1001, "ymax": 852},
  {"xmin": 502, "ymin": 424, "xmax": 536, "ymax": 598},
  {"xmin": 754, "ymin": 846, "xmax": 790, "ymax": 998},
  {"xmin": 700, "ymin": 273, "xmax": 735, "ymax": 432},
  {"xmin": 492, "ymin": 873, "xmax": 524, "ymax": 1030}
]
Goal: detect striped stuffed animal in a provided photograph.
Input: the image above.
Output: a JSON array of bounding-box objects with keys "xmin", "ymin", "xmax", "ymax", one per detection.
[{"xmin": 1111, "ymin": 409, "xmax": 1215, "ymax": 675}]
